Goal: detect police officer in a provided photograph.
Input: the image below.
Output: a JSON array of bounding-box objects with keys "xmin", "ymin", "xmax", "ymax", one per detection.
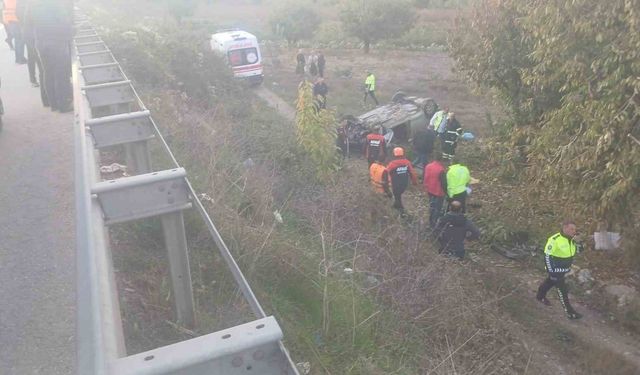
[
  {"xmin": 385, "ymin": 147, "xmax": 417, "ymax": 211},
  {"xmin": 430, "ymin": 106, "xmax": 449, "ymax": 137},
  {"xmin": 365, "ymin": 125, "xmax": 386, "ymax": 165},
  {"xmin": 363, "ymin": 70, "xmax": 378, "ymax": 106},
  {"xmin": 536, "ymin": 220, "xmax": 583, "ymax": 320},
  {"xmin": 442, "ymin": 112, "xmax": 462, "ymax": 160}
]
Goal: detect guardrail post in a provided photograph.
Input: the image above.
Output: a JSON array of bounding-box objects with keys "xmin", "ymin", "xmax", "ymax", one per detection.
[
  {"xmin": 125, "ymin": 141, "xmax": 152, "ymax": 175},
  {"xmin": 118, "ymin": 144, "xmax": 195, "ymax": 328},
  {"xmin": 74, "ymin": 11, "xmax": 299, "ymax": 373},
  {"xmin": 160, "ymin": 211, "xmax": 196, "ymax": 328}
]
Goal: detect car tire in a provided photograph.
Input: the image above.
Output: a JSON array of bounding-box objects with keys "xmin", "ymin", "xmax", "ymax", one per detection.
[{"xmin": 391, "ymin": 91, "xmax": 407, "ymax": 103}]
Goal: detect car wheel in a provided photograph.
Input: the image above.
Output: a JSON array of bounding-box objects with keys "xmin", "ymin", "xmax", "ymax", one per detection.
[
  {"xmin": 391, "ymin": 91, "xmax": 407, "ymax": 103},
  {"xmin": 422, "ymin": 98, "xmax": 438, "ymax": 118}
]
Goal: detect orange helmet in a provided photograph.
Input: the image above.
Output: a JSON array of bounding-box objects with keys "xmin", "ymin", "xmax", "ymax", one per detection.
[{"xmin": 393, "ymin": 147, "xmax": 404, "ymax": 157}]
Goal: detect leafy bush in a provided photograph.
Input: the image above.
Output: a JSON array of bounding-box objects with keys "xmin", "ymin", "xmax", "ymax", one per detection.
[
  {"xmin": 269, "ymin": 2, "xmax": 321, "ymax": 46},
  {"xmin": 295, "ymin": 81, "xmax": 340, "ymax": 180},
  {"xmin": 103, "ymin": 24, "xmax": 239, "ymax": 104},
  {"xmin": 340, "ymin": 0, "xmax": 416, "ymax": 53},
  {"xmin": 450, "ymin": 0, "xmax": 640, "ymax": 258},
  {"xmin": 380, "ymin": 25, "xmax": 448, "ymax": 50}
]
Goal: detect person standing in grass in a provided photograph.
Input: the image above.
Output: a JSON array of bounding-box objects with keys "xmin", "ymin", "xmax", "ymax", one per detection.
[
  {"xmin": 295, "ymin": 49, "xmax": 305, "ymax": 76},
  {"xmin": 445, "ymin": 162, "xmax": 470, "ymax": 212},
  {"xmin": 435, "ymin": 200, "xmax": 480, "ymax": 259},
  {"xmin": 317, "ymin": 50, "xmax": 325, "ymax": 77},
  {"xmin": 441, "ymin": 112, "xmax": 462, "ymax": 160},
  {"xmin": 365, "ymin": 125, "xmax": 386, "ymax": 165},
  {"xmin": 536, "ymin": 220, "xmax": 583, "ymax": 320},
  {"xmin": 312, "ymin": 77, "xmax": 328, "ymax": 110},
  {"xmin": 385, "ymin": 147, "xmax": 417, "ymax": 211},
  {"xmin": 363, "ymin": 70, "xmax": 379, "ymax": 106},
  {"xmin": 423, "ymin": 155, "xmax": 448, "ymax": 228}
]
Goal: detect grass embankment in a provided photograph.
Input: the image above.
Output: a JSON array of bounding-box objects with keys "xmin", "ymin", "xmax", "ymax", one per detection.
[
  {"xmin": 84, "ymin": 14, "xmax": 551, "ymax": 373},
  {"xmin": 85, "ymin": 2, "xmax": 639, "ymax": 374}
]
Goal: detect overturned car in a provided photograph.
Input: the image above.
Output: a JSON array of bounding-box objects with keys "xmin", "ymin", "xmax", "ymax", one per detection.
[{"xmin": 340, "ymin": 92, "xmax": 439, "ymax": 153}]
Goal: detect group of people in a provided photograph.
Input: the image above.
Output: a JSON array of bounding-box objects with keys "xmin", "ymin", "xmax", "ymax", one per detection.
[
  {"xmin": 365, "ymin": 110, "xmax": 584, "ymax": 320},
  {"xmin": 365, "ymin": 118, "xmax": 478, "ymax": 260},
  {"xmin": 296, "ymin": 49, "xmax": 326, "ymax": 78},
  {"xmin": 1, "ymin": 0, "xmax": 73, "ymax": 112},
  {"xmin": 296, "ymin": 50, "xmax": 330, "ymax": 111}
]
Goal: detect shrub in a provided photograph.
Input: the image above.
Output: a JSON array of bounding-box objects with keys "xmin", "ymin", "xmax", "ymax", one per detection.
[{"xmin": 269, "ymin": 2, "xmax": 321, "ymax": 46}]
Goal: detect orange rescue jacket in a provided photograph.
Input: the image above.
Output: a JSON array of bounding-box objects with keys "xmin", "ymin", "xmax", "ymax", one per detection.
[
  {"xmin": 369, "ymin": 162, "xmax": 390, "ymax": 195},
  {"xmin": 2, "ymin": 0, "xmax": 18, "ymax": 24}
]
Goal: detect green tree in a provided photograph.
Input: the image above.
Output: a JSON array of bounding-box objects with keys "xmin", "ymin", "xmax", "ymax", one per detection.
[
  {"xmin": 295, "ymin": 81, "xmax": 340, "ymax": 180},
  {"xmin": 340, "ymin": 0, "xmax": 416, "ymax": 53},
  {"xmin": 166, "ymin": 0, "xmax": 196, "ymax": 22},
  {"xmin": 451, "ymin": 0, "xmax": 640, "ymax": 256},
  {"xmin": 269, "ymin": 3, "xmax": 321, "ymax": 46}
]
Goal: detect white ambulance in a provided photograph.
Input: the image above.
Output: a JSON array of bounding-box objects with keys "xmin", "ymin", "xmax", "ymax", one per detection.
[{"xmin": 210, "ymin": 29, "xmax": 264, "ymax": 85}]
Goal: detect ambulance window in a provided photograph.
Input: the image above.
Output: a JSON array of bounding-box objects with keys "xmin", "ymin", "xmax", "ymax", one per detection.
[
  {"xmin": 227, "ymin": 48, "xmax": 259, "ymax": 66},
  {"xmin": 228, "ymin": 50, "xmax": 243, "ymax": 66}
]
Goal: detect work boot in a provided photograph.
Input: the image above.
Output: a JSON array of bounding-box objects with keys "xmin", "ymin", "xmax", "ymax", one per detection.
[
  {"xmin": 567, "ymin": 311, "xmax": 583, "ymax": 320},
  {"xmin": 536, "ymin": 296, "xmax": 551, "ymax": 306}
]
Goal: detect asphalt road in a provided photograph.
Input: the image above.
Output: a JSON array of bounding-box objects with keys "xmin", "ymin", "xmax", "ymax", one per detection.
[{"xmin": 0, "ymin": 41, "xmax": 75, "ymax": 373}]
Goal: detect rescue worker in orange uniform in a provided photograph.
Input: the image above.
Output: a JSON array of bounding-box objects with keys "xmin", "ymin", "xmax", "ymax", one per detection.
[
  {"xmin": 365, "ymin": 126, "xmax": 386, "ymax": 165},
  {"xmin": 369, "ymin": 161, "xmax": 391, "ymax": 197},
  {"xmin": 2, "ymin": 0, "xmax": 26, "ymax": 64},
  {"xmin": 385, "ymin": 147, "xmax": 417, "ymax": 211}
]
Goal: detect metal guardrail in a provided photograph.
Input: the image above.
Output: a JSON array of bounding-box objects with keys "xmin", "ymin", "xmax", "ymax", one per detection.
[{"xmin": 73, "ymin": 13, "xmax": 299, "ymax": 375}]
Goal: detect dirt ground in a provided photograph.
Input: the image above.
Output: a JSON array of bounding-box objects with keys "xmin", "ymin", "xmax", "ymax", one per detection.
[{"xmin": 263, "ymin": 47, "xmax": 496, "ymax": 136}]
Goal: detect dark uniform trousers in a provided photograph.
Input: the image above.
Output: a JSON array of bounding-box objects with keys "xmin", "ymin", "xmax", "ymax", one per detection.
[
  {"xmin": 537, "ymin": 254, "xmax": 576, "ymax": 315},
  {"xmin": 37, "ymin": 39, "xmax": 71, "ymax": 111}
]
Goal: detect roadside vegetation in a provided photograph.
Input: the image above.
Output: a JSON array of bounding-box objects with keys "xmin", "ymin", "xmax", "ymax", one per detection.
[
  {"xmin": 450, "ymin": 0, "xmax": 640, "ymax": 263},
  {"xmin": 83, "ymin": 0, "xmax": 640, "ymax": 373}
]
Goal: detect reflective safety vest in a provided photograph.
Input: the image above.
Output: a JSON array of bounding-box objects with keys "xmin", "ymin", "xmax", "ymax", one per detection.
[
  {"xmin": 432, "ymin": 110, "xmax": 447, "ymax": 132},
  {"xmin": 369, "ymin": 162, "xmax": 388, "ymax": 194},
  {"xmin": 446, "ymin": 164, "xmax": 470, "ymax": 197},
  {"xmin": 544, "ymin": 233, "xmax": 577, "ymax": 259},
  {"xmin": 365, "ymin": 74, "xmax": 376, "ymax": 91}
]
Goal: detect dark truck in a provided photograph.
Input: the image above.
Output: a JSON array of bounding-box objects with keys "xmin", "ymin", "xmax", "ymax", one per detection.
[{"xmin": 341, "ymin": 92, "xmax": 438, "ymax": 154}]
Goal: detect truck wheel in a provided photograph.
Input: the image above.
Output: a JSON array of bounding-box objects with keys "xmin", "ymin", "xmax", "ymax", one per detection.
[{"xmin": 391, "ymin": 91, "xmax": 407, "ymax": 103}]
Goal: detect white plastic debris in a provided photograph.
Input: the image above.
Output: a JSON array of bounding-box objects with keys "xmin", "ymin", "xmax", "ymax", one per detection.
[
  {"xmin": 577, "ymin": 269, "xmax": 594, "ymax": 284},
  {"xmin": 243, "ymin": 158, "xmax": 255, "ymax": 169},
  {"xmin": 343, "ymin": 267, "xmax": 354, "ymax": 274},
  {"xmin": 461, "ymin": 132, "xmax": 475, "ymax": 141},
  {"xmin": 594, "ymin": 231, "xmax": 621, "ymax": 250},
  {"xmin": 100, "ymin": 163, "xmax": 127, "ymax": 174},
  {"xmin": 199, "ymin": 193, "xmax": 214, "ymax": 203},
  {"xmin": 296, "ymin": 362, "xmax": 311, "ymax": 374},
  {"xmin": 273, "ymin": 210, "xmax": 283, "ymax": 224}
]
